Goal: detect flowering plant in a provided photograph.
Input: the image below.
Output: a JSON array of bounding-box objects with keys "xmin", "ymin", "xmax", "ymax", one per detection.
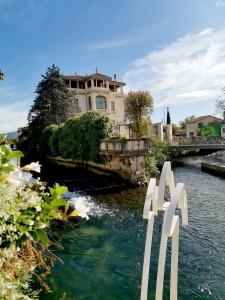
[{"xmin": 0, "ymin": 145, "xmax": 89, "ymax": 298}]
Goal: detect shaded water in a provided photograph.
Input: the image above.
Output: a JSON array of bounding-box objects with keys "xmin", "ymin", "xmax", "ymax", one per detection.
[{"xmin": 40, "ymin": 159, "xmax": 225, "ymax": 299}]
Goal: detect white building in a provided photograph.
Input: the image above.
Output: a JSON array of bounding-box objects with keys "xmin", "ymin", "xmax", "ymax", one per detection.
[{"xmin": 63, "ymin": 71, "xmax": 129, "ymax": 136}]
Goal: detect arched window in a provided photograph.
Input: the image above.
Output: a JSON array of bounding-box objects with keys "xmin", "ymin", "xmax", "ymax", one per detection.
[{"xmin": 96, "ymin": 95, "xmax": 107, "ymax": 109}]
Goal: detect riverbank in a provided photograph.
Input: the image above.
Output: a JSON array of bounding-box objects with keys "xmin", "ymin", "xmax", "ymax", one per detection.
[{"xmin": 201, "ymin": 160, "xmax": 225, "ymax": 177}]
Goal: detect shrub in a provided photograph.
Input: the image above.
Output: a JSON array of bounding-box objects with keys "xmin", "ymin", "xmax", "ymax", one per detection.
[
  {"xmin": 141, "ymin": 137, "xmax": 170, "ymax": 176},
  {"xmin": 0, "ymin": 145, "xmax": 89, "ymax": 298},
  {"xmin": 56, "ymin": 112, "xmax": 112, "ymax": 163}
]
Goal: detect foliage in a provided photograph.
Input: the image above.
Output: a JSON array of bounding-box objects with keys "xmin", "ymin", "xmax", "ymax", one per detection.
[
  {"xmin": 141, "ymin": 137, "xmax": 170, "ymax": 176},
  {"xmin": 26, "ymin": 64, "xmax": 80, "ymax": 152},
  {"xmin": 215, "ymin": 88, "xmax": 225, "ymax": 114},
  {"xmin": 39, "ymin": 124, "xmax": 63, "ymax": 156},
  {"xmin": 172, "ymin": 123, "xmax": 180, "ymax": 134},
  {"xmin": 125, "ymin": 90, "xmax": 154, "ymax": 138},
  {"xmin": 0, "ymin": 145, "xmax": 89, "ymax": 299},
  {"xmin": 28, "ymin": 64, "xmax": 80, "ymax": 129},
  {"xmin": 45, "ymin": 112, "xmax": 112, "ymax": 163},
  {"xmin": 179, "ymin": 115, "xmax": 196, "ymax": 129},
  {"xmin": 0, "ymin": 69, "xmax": 4, "ymax": 80}
]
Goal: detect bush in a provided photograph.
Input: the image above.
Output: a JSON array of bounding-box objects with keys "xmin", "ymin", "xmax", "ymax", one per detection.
[
  {"xmin": 39, "ymin": 112, "xmax": 112, "ymax": 163},
  {"xmin": 0, "ymin": 145, "xmax": 89, "ymax": 298},
  {"xmin": 141, "ymin": 137, "xmax": 170, "ymax": 176}
]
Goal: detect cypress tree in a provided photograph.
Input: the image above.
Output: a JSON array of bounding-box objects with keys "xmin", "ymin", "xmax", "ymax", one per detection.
[
  {"xmin": 166, "ymin": 107, "xmax": 171, "ymax": 125},
  {"xmin": 28, "ymin": 64, "xmax": 80, "ymax": 131}
]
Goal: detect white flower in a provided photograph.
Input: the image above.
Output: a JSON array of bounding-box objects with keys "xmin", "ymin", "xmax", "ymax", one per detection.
[
  {"xmin": 35, "ymin": 205, "xmax": 42, "ymax": 212},
  {"xmin": 7, "ymin": 169, "xmax": 24, "ymax": 187},
  {"xmin": 7, "ymin": 168, "xmax": 32, "ymax": 187},
  {"xmin": 29, "ymin": 220, "xmax": 34, "ymax": 226},
  {"xmin": 73, "ymin": 197, "xmax": 89, "ymax": 220},
  {"xmin": 22, "ymin": 162, "xmax": 41, "ymax": 173}
]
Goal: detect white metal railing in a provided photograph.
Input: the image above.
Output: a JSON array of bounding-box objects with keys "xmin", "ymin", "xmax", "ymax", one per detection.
[{"xmin": 141, "ymin": 161, "xmax": 188, "ymax": 300}]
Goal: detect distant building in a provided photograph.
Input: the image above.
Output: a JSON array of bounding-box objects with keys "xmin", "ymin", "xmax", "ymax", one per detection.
[
  {"xmin": 63, "ymin": 71, "xmax": 129, "ymax": 137},
  {"xmin": 186, "ymin": 115, "xmax": 223, "ymax": 138},
  {"xmin": 148, "ymin": 122, "xmax": 173, "ymax": 144}
]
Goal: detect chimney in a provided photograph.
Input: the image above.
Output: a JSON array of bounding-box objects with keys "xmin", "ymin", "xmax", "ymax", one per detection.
[{"xmin": 114, "ymin": 74, "xmax": 117, "ymax": 81}]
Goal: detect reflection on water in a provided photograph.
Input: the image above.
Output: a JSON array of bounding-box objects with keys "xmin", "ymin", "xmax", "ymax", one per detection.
[{"xmin": 40, "ymin": 158, "xmax": 225, "ymax": 300}]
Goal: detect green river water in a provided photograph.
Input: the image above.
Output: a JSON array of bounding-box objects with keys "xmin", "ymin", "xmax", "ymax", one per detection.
[{"xmin": 39, "ymin": 158, "xmax": 225, "ymax": 299}]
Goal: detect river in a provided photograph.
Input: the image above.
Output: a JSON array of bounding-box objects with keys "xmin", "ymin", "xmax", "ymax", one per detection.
[{"xmin": 40, "ymin": 157, "xmax": 225, "ymax": 300}]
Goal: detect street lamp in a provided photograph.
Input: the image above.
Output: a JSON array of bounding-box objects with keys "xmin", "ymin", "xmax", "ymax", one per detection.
[{"xmin": 0, "ymin": 69, "xmax": 4, "ymax": 80}]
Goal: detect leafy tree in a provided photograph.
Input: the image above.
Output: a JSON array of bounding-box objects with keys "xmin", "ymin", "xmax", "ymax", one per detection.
[
  {"xmin": 125, "ymin": 91, "xmax": 154, "ymax": 138},
  {"xmin": 39, "ymin": 124, "xmax": 62, "ymax": 156},
  {"xmin": 172, "ymin": 123, "xmax": 180, "ymax": 134},
  {"xmin": 58, "ymin": 112, "xmax": 112, "ymax": 163},
  {"xmin": 215, "ymin": 88, "xmax": 225, "ymax": 114},
  {"xmin": 179, "ymin": 115, "xmax": 196, "ymax": 129},
  {"xmin": 28, "ymin": 64, "xmax": 80, "ymax": 132},
  {"xmin": 0, "ymin": 69, "xmax": 4, "ymax": 80}
]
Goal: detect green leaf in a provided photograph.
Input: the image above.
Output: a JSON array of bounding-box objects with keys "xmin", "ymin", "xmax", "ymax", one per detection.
[
  {"xmin": 8, "ymin": 151, "xmax": 24, "ymax": 159},
  {"xmin": 17, "ymin": 225, "xmax": 30, "ymax": 233},
  {"xmin": 30, "ymin": 230, "xmax": 39, "ymax": 242},
  {"xmin": 55, "ymin": 183, "xmax": 67, "ymax": 197},
  {"xmin": 37, "ymin": 229, "xmax": 49, "ymax": 248},
  {"xmin": 49, "ymin": 187, "xmax": 57, "ymax": 199},
  {"xmin": 51, "ymin": 198, "xmax": 67, "ymax": 208}
]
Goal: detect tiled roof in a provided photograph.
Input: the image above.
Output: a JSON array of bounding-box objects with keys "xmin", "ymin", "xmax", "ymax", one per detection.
[
  {"xmin": 63, "ymin": 72, "xmax": 126, "ymax": 85},
  {"xmin": 64, "ymin": 75, "xmax": 86, "ymax": 79},
  {"xmin": 187, "ymin": 115, "xmax": 222, "ymax": 123}
]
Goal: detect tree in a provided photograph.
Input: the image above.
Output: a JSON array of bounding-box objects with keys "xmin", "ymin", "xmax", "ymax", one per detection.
[
  {"xmin": 215, "ymin": 88, "xmax": 225, "ymax": 114},
  {"xmin": 28, "ymin": 64, "xmax": 80, "ymax": 132},
  {"xmin": 166, "ymin": 107, "xmax": 171, "ymax": 124},
  {"xmin": 124, "ymin": 91, "xmax": 154, "ymax": 138},
  {"xmin": 179, "ymin": 115, "xmax": 196, "ymax": 129},
  {"xmin": 0, "ymin": 69, "xmax": 4, "ymax": 80},
  {"xmin": 58, "ymin": 112, "xmax": 112, "ymax": 163},
  {"xmin": 172, "ymin": 123, "xmax": 180, "ymax": 134}
]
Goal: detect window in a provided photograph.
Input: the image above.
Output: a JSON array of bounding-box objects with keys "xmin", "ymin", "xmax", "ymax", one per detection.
[
  {"xmin": 71, "ymin": 80, "xmax": 77, "ymax": 88},
  {"xmin": 111, "ymin": 101, "xmax": 115, "ymax": 111},
  {"xmin": 78, "ymin": 81, "xmax": 85, "ymax": 89},
  {"xmin": 88, "ymin": 80, "xmax": 92, "ymax": 88},
  {"xmin": 96, "ymin": 96, "xmax": 107, "ymax": 109},
  {"xmin": 88, "ymin": 96, "xmax": 92, "ymax": 110}
]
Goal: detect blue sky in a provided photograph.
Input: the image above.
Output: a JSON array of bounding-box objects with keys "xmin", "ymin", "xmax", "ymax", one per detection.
[{"xmin": 1, "ymin": 0, "xmax": 225, "ymax": 132}]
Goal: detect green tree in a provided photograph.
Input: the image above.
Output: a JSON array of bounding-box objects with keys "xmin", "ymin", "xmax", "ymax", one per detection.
[
  {"xmin": 58, "ymin": 112, "xmax": 112, "ymax": 163},
  {"xmin": 28, "ymin": 64, "xmax": 80, "ymax": 131},
  {"xmin": 124, "ymin": 91, "xmax": 154, "ymax": 138},
  {"xmin": 179, "ymin": 115, "xmax": 196, "ymax": 129},
  {"xmin": 215, "ymin": 88, "xmax": 225, "ymax": 114},
  {"xmin": 172, "ymin": 123, "xmax": 180, "ymax": 134},
  {"xmin": 0, "ymin": 69, "xmax": 4, "ymax": 80}
]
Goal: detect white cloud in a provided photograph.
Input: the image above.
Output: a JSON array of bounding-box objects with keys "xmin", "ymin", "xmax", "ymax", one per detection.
[
  {"xmin": 122, "ymin": 27, "xmax": 225, "ymax": 108},
  {"xmin": 216, "ymin": 0, "xmax": 225, "ymax": 7},
  {"xmin": 0, "ymin": 106, "xmax": 28, "ymax": 133},
  {"xmin": 0, "ymin": 84, "xmax": 31, "ymax": 133}
]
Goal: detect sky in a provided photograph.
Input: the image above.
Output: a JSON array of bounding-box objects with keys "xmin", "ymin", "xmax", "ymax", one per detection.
[{"xmin": 1, "ymin": 0, "xmax": 225, "ymax": 132}]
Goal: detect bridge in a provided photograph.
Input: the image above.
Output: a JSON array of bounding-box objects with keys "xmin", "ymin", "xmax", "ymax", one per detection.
[
  {"xmin": 171, "ymin": 137, "xmax": 225, "ymax": 151},
  {"xmin": 171, "ymin": 144, "xmax": 225, "ymax": 150}
]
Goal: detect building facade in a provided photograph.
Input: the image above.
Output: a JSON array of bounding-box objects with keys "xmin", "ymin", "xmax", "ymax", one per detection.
[
  {"xmin": 186, "ymin": 115, "xmax": 222, "ymax": 138},
  {"xmin": 63, "ymin": 72, "xmax": 128, "ymax": 136}
]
